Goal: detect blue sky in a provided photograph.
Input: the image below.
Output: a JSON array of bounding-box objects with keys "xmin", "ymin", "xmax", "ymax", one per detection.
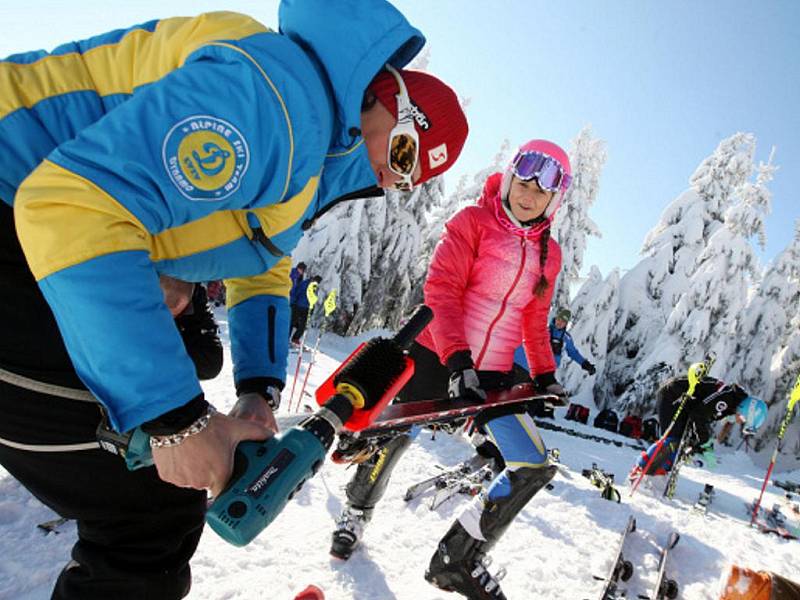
[{"xmin": 3, "ymin": 1, "xmax": 797, "ymax": 277}]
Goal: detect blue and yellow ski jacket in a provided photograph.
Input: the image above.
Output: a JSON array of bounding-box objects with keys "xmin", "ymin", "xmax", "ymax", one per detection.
[{"xmin": 1, "ymin": 0, "xmax": 424, "ymax": 431}]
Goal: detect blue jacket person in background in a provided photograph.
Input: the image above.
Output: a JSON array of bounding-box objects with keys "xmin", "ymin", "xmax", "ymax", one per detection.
[
  {"xmin": 513, "ymin": 307, "xmax": 596, "ymax": 378},
  {"xmin": 0, "ymin": 1, "xmax": 468, "ymax": 597},
  {"xmin": 550, "ymin": 308, "xmax": 595, "ymax": 374},
  {"xmin": 290, "ymin": 261, "xmax": 307, "ymax": 289},
  {"xmin": 290, "ymin": 274, "xmax": 322, "ymax": 345}
]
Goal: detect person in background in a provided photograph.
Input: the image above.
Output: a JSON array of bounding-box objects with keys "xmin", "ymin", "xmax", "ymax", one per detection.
[
  {"xmin": 290, "ymin": 261, "xmax": 307, "ymax": 288},
  {"xmin": 629, "ymin": 376, "xmax": 767, "ymax": 481},
  {"xmin": 290, "ymin": 274, "xmax": 322, "ymax": 347},
  {"xmin": 549, "ymin": 308, "xmax": 596, "ymax": 375}
]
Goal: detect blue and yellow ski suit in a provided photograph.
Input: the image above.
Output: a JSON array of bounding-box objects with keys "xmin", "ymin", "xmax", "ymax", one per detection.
[{"xmin": 1, "ymin": 0, "xmax": 424, "ymax": 432}]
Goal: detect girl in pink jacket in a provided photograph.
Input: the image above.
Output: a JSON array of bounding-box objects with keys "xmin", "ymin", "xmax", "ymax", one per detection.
[{"xmin": 332, "ymin": 140, "xmax": 572, "ymax": 600}]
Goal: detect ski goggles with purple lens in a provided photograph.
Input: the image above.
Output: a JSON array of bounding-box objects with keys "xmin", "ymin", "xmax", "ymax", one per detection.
[{"xmin": 511, "ymin": 151, "xmax": 572, "ymax": 192}]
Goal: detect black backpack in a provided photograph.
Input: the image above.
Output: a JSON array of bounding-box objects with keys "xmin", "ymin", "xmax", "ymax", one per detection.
[
  {"xmin": 641, "ymin": 417, "xmax": 660, "ymax": 442},
  {"xmin": 531, "ymin": 401, "xmax": 555, "ymax": 419},
  {"xmin": 593, "ymin": 408, "xmax": 619, "ymax": 433}
]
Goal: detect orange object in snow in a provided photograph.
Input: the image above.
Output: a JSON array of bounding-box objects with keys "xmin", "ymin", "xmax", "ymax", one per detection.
[{"xmin": 718, "ymin": 565, "xmax": 800, "ymax": 600}]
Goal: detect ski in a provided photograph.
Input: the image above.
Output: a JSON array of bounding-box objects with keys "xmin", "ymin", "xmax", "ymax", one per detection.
[
  {"xmin": 774, "ymin": 480, "xmax": 800, "ymax": 494},
  {"xmin": 331, "ymin": 385, "xmax": 560, "ymax": 463},
  {"xmin": 37, "ymin": 516, "xmax": 70, "ymax": 534},
  {"xmin": 429, "ymin": 465, "xmax": 493, "ymax": 510},
  {"xmin": 355, "ymin": 384, "xmax": 560, "ymax": 436},
  {"xmin": 691, "ymin": 483, "xmax": 715, "ymax": 515},
  {"xmin": 752, "ymin": 520, "xmax": 798, "ymax": 540},
  {"xmin": 638, "ymin": 531, "xmax": 680, "ymax": 600},
  {"xmin": 403, "ymin": 454, "xmax": 490, "ymax": 502},
  {"xmin": 582, "ymin": 463, "xmax": 621, "ymax": 503},
  {"xmin": 592, "ymin": 515, "xmax": 636, "ymax": 600},
  {"xmin": 663, "ymin": 426, "xmax": 694, "ymax": 500},
  {"xmin": 746, "ymin": 501, "xmax": 800, "ymax": 540}
]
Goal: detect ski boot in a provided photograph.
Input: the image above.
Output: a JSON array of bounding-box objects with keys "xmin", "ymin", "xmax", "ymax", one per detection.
[
  {"xmin": 427, "ymin": 465, "xmax": 556, "ymax": 599},
  {"xmin": 331, "ymin": 433, "xmax": 412, "ymax": 559},
  {"xmin": 330, "ymin": 505, "xmax": 371, "ymax": 560},
  {"xmin": 425, "ymin": 521, "xmax": 507, "ymax": 600}
]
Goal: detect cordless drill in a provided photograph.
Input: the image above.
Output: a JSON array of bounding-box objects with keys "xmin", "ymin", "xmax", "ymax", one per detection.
[
  {"xmin": 98, "ymin": 306, "xmax": 431, "ymax": 546},
  {"xmin": 205, "ymin": 305, "xmax": 431, "ymax": 546}
]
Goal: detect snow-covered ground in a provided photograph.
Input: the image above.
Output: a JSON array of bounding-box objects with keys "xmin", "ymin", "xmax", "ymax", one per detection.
[{"xmin": 2, "ymin": 312, "xmax": 799, "ymax": 600}]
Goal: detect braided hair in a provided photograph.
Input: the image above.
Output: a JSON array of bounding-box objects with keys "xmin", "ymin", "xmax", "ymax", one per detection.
[{"xmin": 533, "ymin": 227, "xmax": 551, "ymax": 297}]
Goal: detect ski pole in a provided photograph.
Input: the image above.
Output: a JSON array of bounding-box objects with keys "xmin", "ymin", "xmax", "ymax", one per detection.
[
  {"xmin": 750, "ymin": 373, "xmax": 800, "ymax": 526},
  {"xmin": 295, "ymin": 289, "xmax": 337, "ymax": 412},
  {"xmin": 630, "ymin": 353, "xmax": 715, "ymax": 497},
  {"xmin": 288, "ymin": 281, "xmax": 320, "ymax": 411}
]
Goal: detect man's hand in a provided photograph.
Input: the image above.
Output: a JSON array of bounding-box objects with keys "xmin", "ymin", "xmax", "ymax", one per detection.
[
  {"xmin": 159, "ymin": 275, "xmax": 194, "ymax": 316},
  {"xmin": 229, "ymin": 391, "xmax": 279, "ymax": 434},
  {"xmin": 151, "ymin": 412, "xmax": 271, "ymax": 497},
  {"xmin": 582, "ymin": 360, "xmax": 596, "ymax": 376}
]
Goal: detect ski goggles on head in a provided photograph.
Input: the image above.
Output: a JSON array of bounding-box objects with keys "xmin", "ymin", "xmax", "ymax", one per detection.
[
  {"xmin": 511, "ymin": 151, "xmax": 572, "ymax": 192},
  {"xmin": 384, "ymin": 64, "xmax": 419, "ymax": 192}
]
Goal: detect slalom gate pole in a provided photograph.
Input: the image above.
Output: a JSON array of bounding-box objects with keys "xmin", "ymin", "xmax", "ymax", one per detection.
[
  {"xmin": 750, "ymin": 373, "xmax": 800, "ymax": 526},
  {"xmin": 288, "ymin": 282, "xmax": 320, "ymax": 411},
  {"xmin": 295, "ymin": 290, "xmax": 337, "ymax": 412}
]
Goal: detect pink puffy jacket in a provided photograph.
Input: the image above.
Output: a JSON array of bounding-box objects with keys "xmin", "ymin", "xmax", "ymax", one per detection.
[{"xmin": 416, "ymin": 172, "xmax": 561, "ymax": 376}]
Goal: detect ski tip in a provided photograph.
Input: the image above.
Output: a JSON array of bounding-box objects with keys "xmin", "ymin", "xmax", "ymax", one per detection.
[{"xmin": 294, "ymin": 584, "xmax": 325, "ymax": 600}]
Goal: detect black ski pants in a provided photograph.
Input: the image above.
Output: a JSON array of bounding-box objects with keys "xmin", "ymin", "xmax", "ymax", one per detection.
[
  {"xmin": 290, "ymin": 304, "xmax": 310, "ymax": 343},
  {"xmin": 0, "ymin": 200, "xmax": 206, "ymax": 599},
  {"xmin": 0, "ymin": 381, "xmax": 206, "ymax": 600}
]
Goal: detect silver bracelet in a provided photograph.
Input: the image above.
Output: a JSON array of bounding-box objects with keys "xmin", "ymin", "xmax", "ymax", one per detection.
[{"xmin": 149, "ymin": 406, "xmax": 217, "ymax": 449}]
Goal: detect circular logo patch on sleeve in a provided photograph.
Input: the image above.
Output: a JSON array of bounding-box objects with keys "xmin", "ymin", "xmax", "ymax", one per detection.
[{"xmin": 162, "ymin": 115, "xmax": 250, "ymax": 201}]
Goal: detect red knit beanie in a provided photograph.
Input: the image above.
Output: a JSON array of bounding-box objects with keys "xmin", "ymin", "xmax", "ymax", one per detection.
[{"xmin": 369, "ymin": 68, "xmax": 468, "ymax": 185}]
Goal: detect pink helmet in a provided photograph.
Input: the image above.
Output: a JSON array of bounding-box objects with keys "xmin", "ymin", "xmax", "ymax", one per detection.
[{"xmin": 500, "ymin": 139, "xmax": 572, "ymax": 221}]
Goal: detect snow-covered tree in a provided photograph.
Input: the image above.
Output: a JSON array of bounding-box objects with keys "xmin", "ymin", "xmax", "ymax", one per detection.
[
  {"xmin": 292, "ymin": 195, "xmax": 376, "ymax": 332},
  {"xmin": 661, "ymin": 147, "xmax": 772, "ymax": 371},
  {"xmin": 749, "ymin": 219, "xmax": 800, "ymax": 461},
  {"xmin": 551, "ymin": 125, "xmax": 606, "ymax": 311},
  {"xmin": 732, "ymin": 205, "xmax": 798, "ymax": 407},
  {"xmin": 416, "ymin": 140, "xmax": 510, "ymax": 273},
  {"xmin": 346, "ymin": 179, "xmax": 445, "ymax": 333},
  {"xmin": 753, "ymin": 320, "xmax": 800, "ymax": 466},
  {"xmin": 293, "ymin": 178, "xmax": 445, "ymax": 334},
  {"xmin": 560, "ymin": 266, "xmax": 619, "ymax": 405},
  {"xmin": 598, "ymin": 133, "xmax": 758, "ymax": 415}
]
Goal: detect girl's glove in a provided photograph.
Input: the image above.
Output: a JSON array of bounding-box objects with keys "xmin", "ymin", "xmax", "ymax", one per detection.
[{"xmin": 446, "ymin": 350, "xmax": 486, "ymax": 402}]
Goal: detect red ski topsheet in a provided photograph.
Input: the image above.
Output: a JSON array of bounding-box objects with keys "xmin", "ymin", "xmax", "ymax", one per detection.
[{"xmin": 351, "ymin": 383, "xmax": 561, "ymax": 435}]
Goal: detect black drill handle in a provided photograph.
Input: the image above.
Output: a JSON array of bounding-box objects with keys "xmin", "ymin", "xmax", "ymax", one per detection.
[{"xmin": 393, "ymin": 305, "xmax": 433, "ymax": 350}]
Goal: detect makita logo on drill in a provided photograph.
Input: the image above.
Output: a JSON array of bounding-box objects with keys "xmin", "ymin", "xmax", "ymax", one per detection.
[
  {"xmin": 246, "ymin": 448, "xmax": 295, "ymax": 499},
  {"xmin": 409, "ymin": 101, "xmax": 430, "ymax": 131},
  {"xmin": 249, "ymin": 466, "xmax": 279, "ymax": 494}
]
